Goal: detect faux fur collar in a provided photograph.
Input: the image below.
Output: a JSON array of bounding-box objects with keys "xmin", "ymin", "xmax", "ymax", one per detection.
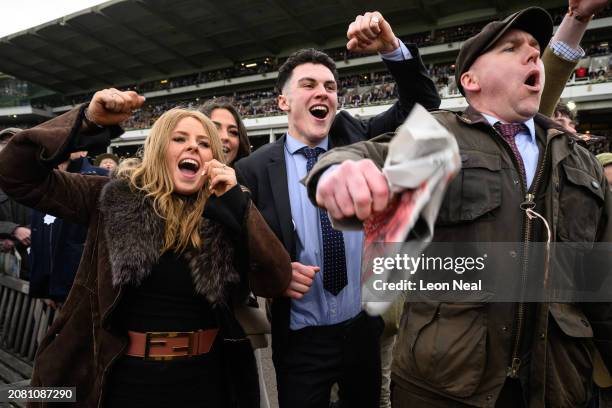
[{"xmin": 99, "ymin": 178, "xmax": 239, "ymax": 304}]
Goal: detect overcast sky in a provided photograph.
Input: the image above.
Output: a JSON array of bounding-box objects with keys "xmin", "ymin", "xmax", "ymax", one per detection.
[{"xmin": 0, "ymin": 0, "xmax": 108, "ymax": 38}]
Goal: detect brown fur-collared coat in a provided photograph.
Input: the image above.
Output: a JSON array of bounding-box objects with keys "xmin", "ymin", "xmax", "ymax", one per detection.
[{"xmin": 0, "ymin": 105, "xmax": 292, "ymax": 407}]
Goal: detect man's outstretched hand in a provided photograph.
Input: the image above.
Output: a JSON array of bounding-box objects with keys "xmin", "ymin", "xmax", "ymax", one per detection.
[
  {"xmin": 346, "ymin": 11, "xmax": 400, "ymax": 54},
  {"xmin": 316, "ymin": 159, "xmax": 390, "ymax": 221}
]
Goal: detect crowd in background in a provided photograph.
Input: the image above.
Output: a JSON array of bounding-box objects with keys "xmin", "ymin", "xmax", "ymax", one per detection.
[
  {"xmin": 1, "ymin": 4, "xmax": 610, "ymax": 111},
  {"xmin": 5, "ymin": 50, "xmax": 612, "ymax": 139},
  {"xmin": 109, "ymin": 46, "xmax": 612, "ymax": 132},
  {"xmin": 2, "ymin": 4, "xmax": 612, "ymax": 137}
]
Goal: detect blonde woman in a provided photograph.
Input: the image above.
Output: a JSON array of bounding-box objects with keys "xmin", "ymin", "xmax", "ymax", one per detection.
[{"xmin": 0, "ymin": 89, "xmax": 292, "ymax": 407}]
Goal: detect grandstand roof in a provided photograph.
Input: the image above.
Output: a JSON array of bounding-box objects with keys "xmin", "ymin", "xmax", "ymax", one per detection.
[{"xmin": 0, "ymin": 0, "xmax": 564, "ymax": 95}]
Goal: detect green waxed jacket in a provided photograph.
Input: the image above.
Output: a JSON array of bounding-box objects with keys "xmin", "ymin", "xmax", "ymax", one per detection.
[
  {"xmin": 539, "ymin": 47, "xmax": 580, "ymax": 118},
  {"xmin": 305, "ymin": 107, "xmax": 612, "ymax": 407}
]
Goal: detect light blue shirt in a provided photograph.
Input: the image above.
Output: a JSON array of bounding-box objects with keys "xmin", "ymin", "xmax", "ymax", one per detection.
[
  {"xmin": 284, "ymin": 134, "xmax": 363, "ymax": 330},
  {"xmin": 481, "ymin": 114, "xmax": 539, "ymax": 189},
  {"xmin": 380, "ymin": 41, "xmax": 413, "ymax": 61}
]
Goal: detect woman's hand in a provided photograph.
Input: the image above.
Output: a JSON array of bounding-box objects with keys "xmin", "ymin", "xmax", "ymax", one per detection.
[
  {"xmin": 86, "ymin": 88, "xmax": 145, "ymax": 126},
  {"xmin": 202, "ymin": 159, "xmax": 237, "ymax": 196}
]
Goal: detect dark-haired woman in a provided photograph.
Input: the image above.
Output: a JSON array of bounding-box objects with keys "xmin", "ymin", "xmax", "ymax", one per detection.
[{"xmin": 200, "ymin": 97, "xmax": 251, "ymax": 166}]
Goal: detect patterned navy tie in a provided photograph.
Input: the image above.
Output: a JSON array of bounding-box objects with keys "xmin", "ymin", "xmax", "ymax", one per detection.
[
  {"xmin": 298, "ymin": 146, "xmax": 348, "ymax": 296},
  {"xmin": 494, "ymin": 122, "xmax": 529, "ymax": 188}
]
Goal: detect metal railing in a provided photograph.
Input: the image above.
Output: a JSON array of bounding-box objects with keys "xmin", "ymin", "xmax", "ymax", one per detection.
[{"xmin": 0, "ymin": 274, "xmax": 57, "ymax": 407}]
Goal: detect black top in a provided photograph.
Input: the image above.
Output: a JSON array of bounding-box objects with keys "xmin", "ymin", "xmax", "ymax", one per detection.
[
  {"xmin": 118, "ymin": 251, "xmax": 217, "ymax": 332},
  {"xmin": 105, "ymin": 252, "xmax": 227, "ymax": 408}
]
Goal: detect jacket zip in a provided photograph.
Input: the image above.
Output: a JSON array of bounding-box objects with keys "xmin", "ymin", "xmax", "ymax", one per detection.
[
  {"xmin": 49, "ymin": 222, "xmax": 54, "ymax": 276},
  {"xmin": 506, "ymin": 139, "xmax": 550, "ymax": 379}
]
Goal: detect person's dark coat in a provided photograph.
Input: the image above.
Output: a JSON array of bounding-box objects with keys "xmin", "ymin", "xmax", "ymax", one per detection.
[
  {"xmin": 0, "ymin": 188, "xmax": 31, "ymax": 278},
  {"xmin": 29, "ymin": 157, "xmax": 108, "ymax": 301}
]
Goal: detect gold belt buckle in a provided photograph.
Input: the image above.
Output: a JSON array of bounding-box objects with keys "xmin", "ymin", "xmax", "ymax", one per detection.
[{"xmin": 143, "ymin": 331, "xmax": 194, "ymax": 361}]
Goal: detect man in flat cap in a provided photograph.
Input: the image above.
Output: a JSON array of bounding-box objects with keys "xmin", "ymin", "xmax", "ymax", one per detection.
[
  {"xmin": 303, "ymin": 6, "xmax": 612, "ymax": 407},
  {"xmin": 94, "ymin": 152, "xmax": 120, "ymax": 173}
]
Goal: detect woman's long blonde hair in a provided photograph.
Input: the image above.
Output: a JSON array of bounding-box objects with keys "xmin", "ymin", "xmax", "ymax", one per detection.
[{"xmin": 124, "ymin": 108, "xmax": 225, "ymax": 254}]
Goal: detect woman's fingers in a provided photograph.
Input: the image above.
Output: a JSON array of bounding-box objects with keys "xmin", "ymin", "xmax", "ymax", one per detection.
[{"xmin": 204, "ymin": 161, "xmax": 237, "ymax": 195}]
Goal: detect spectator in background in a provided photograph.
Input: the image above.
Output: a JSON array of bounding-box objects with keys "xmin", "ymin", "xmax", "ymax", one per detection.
[
  {"xmin": 199, "ymin": 97, "xmax": 251, "ymax": 165},
  {"xmin": 595, "ymin": 152, "xmax": 612, "ymax": 407},
  {"xmin": 597, "ymin": 152, "xmax": 612, "ymax": 191},
  {"xmin": 111, "ymin": 156, "xmax": 142, "ymax": 178},
  {"xmin": 0, "ymin": 127, "xmax": 31, "ymax": 280},
  {"xmin": 551, "ymin": 102, "xmax": 599, "ymax": 147},
  {"xmin": 94, "ymin": 152, "xmax": 120, "ymax": 172},
  {"xmin": 554, "ymin": 102, "xmax": 578, "ymax": 132},
  {"xmin": 29, "ymin": 151, "xmax": 108, "ymax": 306}
]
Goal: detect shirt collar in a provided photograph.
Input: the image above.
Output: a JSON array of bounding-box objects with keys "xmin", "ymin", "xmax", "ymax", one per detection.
[
  {"xmin": 481, "ymin": 113, "xmax": 536, "ymax": 143},
  {"xmin": 285, "ymin": 132, "xmax": 329, "ymax": 154}
]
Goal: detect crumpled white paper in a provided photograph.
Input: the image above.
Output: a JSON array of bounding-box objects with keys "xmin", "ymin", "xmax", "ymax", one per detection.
[{"xmin": 360, "ymin": 104, "xmax": 461, "ymax": 315}]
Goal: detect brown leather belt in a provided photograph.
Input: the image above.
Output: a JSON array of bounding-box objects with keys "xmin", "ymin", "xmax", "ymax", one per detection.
[{"xmin": 126, "ymin": 329, "xmax": 218, "ymax": 361}]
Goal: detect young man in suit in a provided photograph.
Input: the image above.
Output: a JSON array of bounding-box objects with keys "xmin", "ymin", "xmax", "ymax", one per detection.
[{"xmin": 235, "ymin": 12, "xmax": 440, "ymax": 408}]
